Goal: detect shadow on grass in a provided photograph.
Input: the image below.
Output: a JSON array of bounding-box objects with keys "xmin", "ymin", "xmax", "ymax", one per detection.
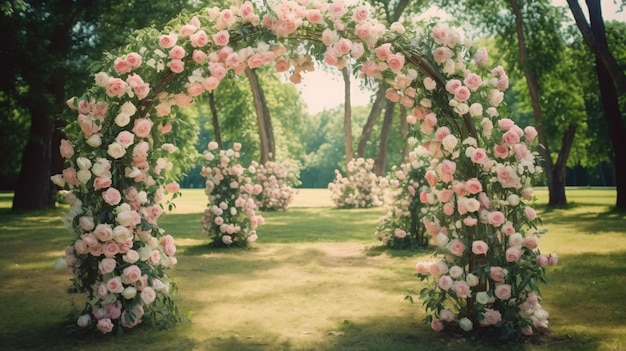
[
  {"xmin": 537, "ymin": 204, "xmax": 626, "ymax": 235},
  {"xmin": 364, "ymin": 244, "xmax": 433, "ymax": 258}
]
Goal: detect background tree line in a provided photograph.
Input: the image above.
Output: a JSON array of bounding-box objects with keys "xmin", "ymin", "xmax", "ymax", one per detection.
[{"xmin": 1, "ymin": 0, "xmax": 624, "ymax": 211}]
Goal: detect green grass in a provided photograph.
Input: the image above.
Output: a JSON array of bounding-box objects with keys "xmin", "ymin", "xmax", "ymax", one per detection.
[{"xmin": 0, "ymin": 188, "xmax": 624, "ymax": 350}]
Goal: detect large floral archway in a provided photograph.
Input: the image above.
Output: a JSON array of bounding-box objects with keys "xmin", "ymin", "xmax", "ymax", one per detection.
[{"xmin": 53, "ymin": 0, "xmax": 554, "ymax": 340}]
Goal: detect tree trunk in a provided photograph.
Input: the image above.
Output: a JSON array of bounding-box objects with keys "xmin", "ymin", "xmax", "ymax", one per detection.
[
  {"xmin": 550, "ymin": 123, "xmax": 577, "ymax": 205},
  {"xmin": 246, "ymin": 68, "xmax": 275, "ymax": 163},
  {"xmin": 567, "ymin": 0, "xmax": 626, "ymax": 94},
  {"xmin": 375, "ymin": 100, "xmax": 395, "ymax": 176},
  {"xmin": 341, "ymin": 66, "xmax": 354, "ymax": 163},
  {"xmin": 12, "ymin": 104, "xmax": 55, "ymax": 211},
  {"xmin": 356, "ymin": 87, "xmax": 386, "ymax": 158},
  {"xmin": 508, "ymin": 0, "xmax": 562, "ymax": 206},
  {"xmin": 208, "ymin": 91, "xmax": 222, "ymax": 146},
  {"xmin": 586, "ymin": 0, "xmax": 626, "ymax": 209},
  {"xmin": 12, "ymin": 3, "xmax": 75, "ymax": 211},
  {"xmin": 399, "ymin": 105, "xmax": 409, "ymax": 162}
]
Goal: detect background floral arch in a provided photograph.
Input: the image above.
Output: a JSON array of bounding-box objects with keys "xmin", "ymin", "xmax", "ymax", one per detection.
[{"xmin": 54, "ymin": 0, "xmax": 553, "ymax": 339}]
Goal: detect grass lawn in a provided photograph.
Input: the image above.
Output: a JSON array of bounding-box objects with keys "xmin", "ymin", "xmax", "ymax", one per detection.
[{"xmin": 0, "ymin": 188, "xmax": 624, "ymax": 351}]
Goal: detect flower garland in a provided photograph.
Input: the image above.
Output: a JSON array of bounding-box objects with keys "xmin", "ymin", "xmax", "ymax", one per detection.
[{"xmin": 53, "ymin": 0, "xmax": 554, "ymax": 338}]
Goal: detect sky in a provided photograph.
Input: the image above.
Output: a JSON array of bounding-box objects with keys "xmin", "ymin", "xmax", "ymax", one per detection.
[{"xmin": 298, "ymin": 0, "xmax": 625, "ymax": 115}]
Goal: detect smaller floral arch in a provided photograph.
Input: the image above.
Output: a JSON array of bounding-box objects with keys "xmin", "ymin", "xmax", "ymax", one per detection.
[{"xmin": 53, "ymin": 0, "xmax": 554, "ymax": 340}]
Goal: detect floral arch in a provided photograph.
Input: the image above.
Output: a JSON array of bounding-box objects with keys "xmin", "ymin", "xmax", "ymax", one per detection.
[{"xmin": 53, "ymin": 0, "xmax": 554, "ymax": 340}]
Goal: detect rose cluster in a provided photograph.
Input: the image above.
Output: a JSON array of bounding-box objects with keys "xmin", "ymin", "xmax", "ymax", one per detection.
[
  {"xmin": 375, "ymin": 141, "xmax": 430, "ymax": 249},
  {"xmin": 201, "ymin": 142, "xmax": 265, "ymax": 247},
  {"xmin": 250, "ymin": 159, "xmax": 301, "ymax": 211},
  {"xmin": 401, "ymin": 24, "xmax": 557, "ymax": 338},
  {"xmin": 328, "ymin": 157, "xmax": 384, "ymax": 209}
]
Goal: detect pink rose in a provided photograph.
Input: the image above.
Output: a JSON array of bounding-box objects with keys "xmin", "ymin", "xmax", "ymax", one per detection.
[
  {"xmin": 448, "ymin": 239, "xmax": 465, "ymax": 256},
  {"xmin": 463, "ymin": 73, "xmax": 482, "ymax": 92},
  {"xmin": 98, "ymin": 257, "xmax": 116, "ymax": 274},
  {"xmin": 305, "ymin": 9, "xmax": 323, "ymax": 23},
  {"xmin": 536, "ymin": 255, "xmax": 548, "ymax": 267},
  {"xmin": 190, "ymin": 30, "xmax": 208, "ymax": 47},
  {"xmin": 212, "ymin": 30, "xmax": 230, "ymax": 46},
  {"xmin": 490, "ymin": 266, "xmax": 506, "ymax": 282},
  {"xmin": 140, "ymin": 286, "xmax": 156, "ymax": 305},
  {"xmin": 505, "ymin": 247, "xmax": 522, "ymax": 262},
  {"xmin": 165, "ymin": 181, "xmax": 180, "ymax": 193},
  {"xmin": 123, "ymin": 265, "xmax": 142, "ymax": 283},
  {"xmin": 158, "ymin": 33, "xmax": 177, "ymax": 48},
  {"xmin": 480, "ymin": 309, "xmax": 502, "ymax": 326},
  {"xmin": 524, "ymin": 207, "xmax": 537, "ymax": 220},
  {"xmin": 472, "ymin": 240, "xmax": 489, "ymax": 255},
  {"xmin": 452, "ymin": 280, "xmax": 471, "ymax": 298},
  {"xmin": 374, "ymin": 43, "xmax": 392, "ymax": 60},
  {"xmin": 437, "ymin": 189, "xmax": 454, "ymax": 203},
  {"xmin": 114, "ymin": 57, "xmax": 131, "ymax": 74},
  {"xmin": 415, "ymin": 261, "xmax": 431, "ymax": 275},
  {"xmin": 438, "ymin": 275, "xmax": 453, "ymax": 290},
  {"xmin": 79, "ymin": 216, "xmax": 95, "ymax": 231},
  {"xmin": 125, "ymin": 52, "xmax": 142, "ymax": 69},
  {"xmin": 463, "ymin": 216, "xmax": 477, "ymax": 226},
  {"xmin": 431, "ymin": 318, "xmax": 444, "ymax": 332},
  {"xmin": 387, "ymin": 53, "xmax": 405, "ymax": 72},
  {"xmin": 495, "ymin": 284, "xmax": 512, "ymax": 300},
  {"xmin": 93, "ymin": 176, "xmax": 112, "ymax": 190},
  {"xmin": 523, "ymin": 236, "xmax": 539, "ymax": 250},
  {"xmin": 429, "ymin": 261, "xmax": 449, "ymax": 277},
  {"xmin": 132, "ymin": 119, "xmax": 153, "ymax": 138},
  {"xmin": 502, "ymin": 130, "xmax": 521, "ymax": 145},
  {"xmin": 96, "ymin": 318, "xmax": 114, "ymax": 333},
  {"xmin": 103, "ymin": 241, "xmax": 120, "ymax": 258},
  {"xmin": 167, "ymin": 59, "xmax": 185, "ymax": 73},
  {"xmin": 441, "ymin": 159, "xmax": 456, "ymax": 174},
  {"xmin": 433, "ymin": 47, "xmax": 453, "ymax": 64},
  {"xmin": 494, "ymin": 144, "xmax": 510, "ymax": 159},
  {"xmin": 454, "ymin": 86, "xmax": 470, "ymax": 102},
  {"xmin": 116, "ymin": 131, "xmax": 135, "ymax": 148},
  {"xmin": 94, "ymin": 224, "xmax": 113, "ymax": 242},
  {"xmin": 169, "ymin": 46, "xmax": 186, "ymax": 60},
  {"xmin": 548, "ymin": 253, "xmax": 558, "ymax": 266},
  {"xmin": 62, "ymin": 167, "xmax": 79, "ymax": 186},
  {"xmin": 470, "ymin": 148, "xmax": 488, "ymax": 164},
  {"xmin": 488, "ymin": 211, "xmax": 505, "ymax": 227},
  {"xmin": 464, "ymin": 178, "xmax": 483, "ymax": 194},
  {"xmin": 106, "ymin": 78, "xmax": 127, "ymax": 98},
  {"xmin": 192, "ymin": 49, "xmax": 207, "ymax": 64},
  {"xmin": 187, "ymin": 83, "xmax": 204, "ymax": 97},
  {"xmin": 474, "ymin": 47, "xmax": 488, "ymax": 66},
  {"xmin": 59, "ymin": 139, "xmax": 74, "ymax": 158},
  {"xmin": 106, "ymin": 276, "xmax": 124, "ymax": 293},
  {"xmin": 524, "ymin": 126, "xmax": 538, "ymax": 143},
  {"xmin": 102, "ymin": 188, "xmax": 122, "ymax": 206}
]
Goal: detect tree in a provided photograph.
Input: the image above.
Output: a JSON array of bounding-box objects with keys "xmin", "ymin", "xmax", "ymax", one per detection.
[
  {"xmin": 246, "ymin": 68, "xmax": 276, "ymax": 163},
  {"xmin": 3, "ymin": 0, "xmax": 201, "ymax": 211},
  {"xmin": 567, "ymin": 0, "xmax": 626, "ymax": 209}
]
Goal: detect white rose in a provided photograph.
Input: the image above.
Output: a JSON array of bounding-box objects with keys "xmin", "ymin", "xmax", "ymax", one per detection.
[
  {"xmin": 113, "ymin": 225, "xmax": 132, "ymax": 243},
  {"xmin": 77, "ymin": 169, "xmax": 92, "ymax": 184},
  {"xmin": 116, "ymin": 211, "xmax": 134, "ymax": 227},
  {"xmin": 507, "ymin": 194, "xmax": 520, "ymax": 206},
  {"xmin": 120, "ymin": 101, "xmax": 137, "ymax": 116},
  {"xmin": 487, "ymin": 107, "xmax": 499, "ymax": 117},
  {"xmin": 125, "ymin": 167, "xmax": 142, "ymax": 178},
  {"xmin": 456, "ymin": 103, "xmax": 469, "ymax": 115},
  {"xmin": 466, "ymin": 273, "xmax": 479, "ymax": 287},
  {"xmin": 509, "ymin": 233, "xmax": 523, "ymax": 247},
  {"xmin": 107, "ymin": 142, "xmax": 126, "ymax": 159},
  {"xmin": 476, "ymin": 291, "xmax": 491, "ymax": 305},
  {"xmin": 76, "ymin": 157, "xmax": 92, "ymax": 170},
  {"xmin": 449, "ymin": 265, "xmax": 463, "ymax": 279},
  {"xmin": 50, "ymin": 174, "xmax": 65, "ymax": 187},
  {"xmin": 442, "ymin": 134, "xmax": 458, "ymax": 152},
  {"xmin": 230, "ymin": 207, "xmax": 237, "ymax": 216},
  {"xmin": 488, "ymin": 89, "xmax": 504, "ymax": 107},
  {"xmin": 91, "ymin": 163, "xmax": 107, "ymax": 177},
  {"xmin": 94, "ymin": 72, "xmax": 109, "ymax": 87},
  {"xmin": 459, "ymin": 317, "xmax": 473, "ymax": 331},
  {"xmin": 423, "ymin": 77, "xmax": 436, "ymax": 91},
  {"xmin": 436, "ymin": 233, "xmax": 449, "ymax": 247},
  {"xmin": 138, "ymin": 246, "xmax": 152, "ymax": 260},
  {"xmin": 123, "ymin": 249, "xmax": 139, "ymax": 264},
  {"xmin": 146, "ymin": 236, "xmax": 159, "ymax": 248},
  {"xmin": 86, "ymin": 134, "xmax": 102, "ymax": 147},
  {"xmin": 465, "ymin": 198, "xmax": 480, "ymax": 212},
  {"xmin": 469, "ymin": 103, "xmax": 483, "ymax": 117},
  {"xmin": 137, "ymin": 191, "xmax": 148, "ymax": 204},
  {"xmin": 420, "ymin": 98, "xmax": 432, "ymax": 108},
  {"xmin": 77, "ymin": 314, "xmax": 91, "ymax": 328},
  {"xmin": 122, "ymin": 286, "xmax": 137, "ymax": 299},
  {"xmin": 443, "ymin": 59, "xmax": 455, "ymax": 75},
  {"xmin": 115, "ymin": 112, "xmax": 131, "ymax": 127}
]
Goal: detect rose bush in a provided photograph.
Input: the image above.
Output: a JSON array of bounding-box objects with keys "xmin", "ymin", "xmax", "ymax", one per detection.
[
  {"xmin": 201, "ymin": 142, "xmax": 264, "ymax": 247},
  {"xmin": 251, "ymin": 159, "xmax": 300, "ymax": 211},
  {"xmin": 328, "ymin": 158, "xmax": 384, "ymax": 209}
]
